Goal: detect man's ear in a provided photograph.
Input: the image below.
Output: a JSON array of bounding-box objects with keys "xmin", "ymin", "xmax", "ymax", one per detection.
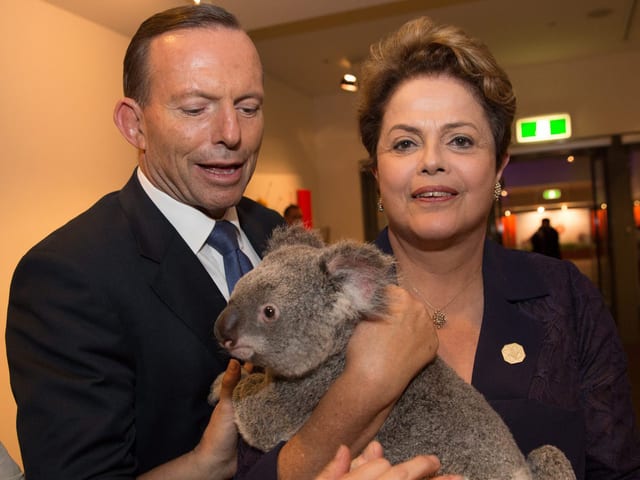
[{"xmin": 113, "ymin": 98, "xmax": 146, "ymax": 150}]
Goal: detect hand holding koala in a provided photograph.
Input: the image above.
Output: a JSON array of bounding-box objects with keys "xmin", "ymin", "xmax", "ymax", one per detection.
[{"xmin": 211, "ymin": 225, "xmax": 575, "ymax": 480}]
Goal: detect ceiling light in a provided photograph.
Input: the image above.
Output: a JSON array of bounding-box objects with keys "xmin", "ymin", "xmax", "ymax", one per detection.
[
  {"xmin": 340, "ymin": 73, "xmax": 358, "ymax": 92},
  {"xmin": 542, "ymin": 188, "xmax": 561, "ymax": 200}
]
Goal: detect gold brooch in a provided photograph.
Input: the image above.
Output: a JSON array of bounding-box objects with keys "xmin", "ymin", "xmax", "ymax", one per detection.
[{"xmin": 501, "ymin": 343, "xmax": 526, "ymax": 364}]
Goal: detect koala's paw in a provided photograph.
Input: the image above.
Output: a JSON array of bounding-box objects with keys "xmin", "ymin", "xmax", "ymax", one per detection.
[
  {"xmin": 207, "ymin": 368, "xmax": 252, "ymax": 405},
  {"xmin": 527, "ymin": 445, "xmax": 576, "ymax": 480}
]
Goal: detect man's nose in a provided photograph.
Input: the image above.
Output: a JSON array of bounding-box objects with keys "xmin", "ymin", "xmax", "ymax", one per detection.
[{"xmin": 213, "ymin": 103, "xmax": 241, "ymax": 148}]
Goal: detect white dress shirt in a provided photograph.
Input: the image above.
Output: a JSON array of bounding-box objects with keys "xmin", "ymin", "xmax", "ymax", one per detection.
[{"xmin": 136, "ymin": 168, "xmax": 260, "ymax": 299}]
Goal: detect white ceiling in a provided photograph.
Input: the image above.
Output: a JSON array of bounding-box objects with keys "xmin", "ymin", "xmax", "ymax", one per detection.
[{"xmin": 44, "ymin": 0, "xmax": 640, "ymax": 97}]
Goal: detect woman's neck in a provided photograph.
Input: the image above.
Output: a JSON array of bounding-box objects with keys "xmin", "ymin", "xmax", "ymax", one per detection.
[{"xmin": 389, "ymin": 228, "xmax": 485, "ymax": 280}]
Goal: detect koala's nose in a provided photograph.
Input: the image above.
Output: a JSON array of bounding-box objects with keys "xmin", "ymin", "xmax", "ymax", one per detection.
[{"xmin": 214, "ymin": 305, "xmax": 239, "ymax": 349}]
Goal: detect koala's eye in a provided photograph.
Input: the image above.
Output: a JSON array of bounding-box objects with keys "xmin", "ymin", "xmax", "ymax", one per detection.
[{"xmin": 259, "ymin": 304, "xmax": 279, "ymax": 324}]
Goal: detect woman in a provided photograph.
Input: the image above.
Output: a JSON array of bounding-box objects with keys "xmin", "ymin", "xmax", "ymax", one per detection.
[{"xmin": 358, "ymin": 16, "xmax": 640, "ymax": 478}]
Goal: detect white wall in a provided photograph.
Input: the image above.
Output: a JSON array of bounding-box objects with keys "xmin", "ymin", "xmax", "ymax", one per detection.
[
  {"xmin": 246, "ymin": 75, "xmax": 318, "ymax": 217},
  {"xmin": 0, "ymin": 0, "xmax": 133, "ymax": 467},
  {"xmin": 509, "ymin": 51, "xmax": 640, "ymax": 137},
  {"xmin": 310, "ymin": 92, "xmax": 366, "ymax": 241}
]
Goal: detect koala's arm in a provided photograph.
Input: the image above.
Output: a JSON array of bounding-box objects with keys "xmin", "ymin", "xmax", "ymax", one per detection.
[{"xmin": 277, "ymin": 286, "xmax": 439, "ymax": 480}]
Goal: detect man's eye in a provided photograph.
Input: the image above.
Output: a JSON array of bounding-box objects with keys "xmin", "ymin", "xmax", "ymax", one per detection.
[
  {"xmin": 181, "ymin": 107, "xmax": 205, "ymax": 116},
  {"xmin": 237, "ymin": 105, "xmax": 260, "ymax": 117}
]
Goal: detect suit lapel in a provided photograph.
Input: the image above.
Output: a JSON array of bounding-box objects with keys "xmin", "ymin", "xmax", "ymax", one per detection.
[
  {"xmin": 237, "ymin": 197, "xmax": 277, "ymax": 256},
  {"xmin": 151, "ymin": 238, "xmax": 229, "ymax": 361},
  {"xmin": 472, "ymin": 240, "xmax": 548, "ymax": 399},
  {"xmin": 118, "ymin": 172, "xmax": 228, "ymax": 363}
]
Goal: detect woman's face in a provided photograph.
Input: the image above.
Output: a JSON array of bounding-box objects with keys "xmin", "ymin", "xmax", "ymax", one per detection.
[{"xmin": 375, "ymin": 74, "xmax": 507, "ymax": 247}]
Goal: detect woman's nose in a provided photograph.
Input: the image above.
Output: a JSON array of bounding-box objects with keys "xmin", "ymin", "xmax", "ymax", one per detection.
[{"xmin": 419, "ymin": 144, "xmax": 445, "ymax": 175}]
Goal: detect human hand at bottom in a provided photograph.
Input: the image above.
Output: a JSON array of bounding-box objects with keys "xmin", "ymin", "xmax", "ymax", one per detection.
[
  {"xmin": 193, "ymin": 359, "xmax": 243, "ymax": 479},
  {"xmin": 315, "ymin": 441, "xmax": 463, "ymax": 480}
]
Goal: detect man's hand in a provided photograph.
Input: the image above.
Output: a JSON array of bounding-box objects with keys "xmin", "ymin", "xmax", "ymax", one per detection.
[
  {"xmin": 193, "ymin": 358, "xmax": 242, "ymax": 478},
  {"xmin": 315, "ymin": 441, "xmax": 462, "ymax": 480}
]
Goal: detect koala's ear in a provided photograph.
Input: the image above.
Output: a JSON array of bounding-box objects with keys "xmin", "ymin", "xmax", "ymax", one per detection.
[
  {"xmin": 266, "ymin": 224, "xmax": 324, "ymax": 254},
  {"xmin": 320, "ymin": 242, "xmax": 394, "ymax": 314}
]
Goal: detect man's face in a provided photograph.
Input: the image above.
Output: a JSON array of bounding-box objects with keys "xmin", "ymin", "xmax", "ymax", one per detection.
[{"xmin": 137, "ymin": 27, "xmax": 264, "ymax": 218}]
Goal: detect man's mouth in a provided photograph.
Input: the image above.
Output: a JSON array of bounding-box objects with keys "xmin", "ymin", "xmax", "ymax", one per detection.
[{"xmin": 200, "ymin": 164, "xmax": 240, "ymax": 175}]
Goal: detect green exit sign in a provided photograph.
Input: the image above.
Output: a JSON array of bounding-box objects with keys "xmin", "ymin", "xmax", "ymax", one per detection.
[{"xmin": 516, "ymin": 113, "xmax": 572, "ymax": 143}]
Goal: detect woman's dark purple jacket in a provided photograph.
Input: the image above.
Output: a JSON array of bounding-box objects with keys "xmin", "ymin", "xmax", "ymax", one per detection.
[{"xmin": 237, "ymin": 229, "xmax": 640, "ymax": 479}]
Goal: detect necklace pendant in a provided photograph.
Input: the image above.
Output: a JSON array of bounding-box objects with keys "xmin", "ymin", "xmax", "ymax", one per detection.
[{"xmin": 432, "ymin": 310, "xmax": 447, "ymax": 329}]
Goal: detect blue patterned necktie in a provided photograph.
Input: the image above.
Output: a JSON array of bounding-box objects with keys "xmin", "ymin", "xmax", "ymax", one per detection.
[{"xmin": 207, "ymin": 220, "xmax": 253, "ymax": 293}]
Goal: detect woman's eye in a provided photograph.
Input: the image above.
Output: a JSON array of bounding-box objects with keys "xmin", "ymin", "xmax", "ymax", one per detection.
[
  {"xmin": 450, "ymin": 136, "xmax": 473, "ymax": 148},
  {"xmin": 392, "ymin": 139, "xmax": 416, "ymax": 151}
]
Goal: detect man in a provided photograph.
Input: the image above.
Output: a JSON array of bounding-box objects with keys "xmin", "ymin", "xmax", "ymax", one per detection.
[
  {"xmin": 530, "ymin": 218, "xmax": 561, "ymax": 259},
  {"xmin": 6, "ymin": 5, "xmax": 437, "ymax": 480},
  {"xmin": 283, "ymin": 204, "xmax": 303, "ymax": 225}
]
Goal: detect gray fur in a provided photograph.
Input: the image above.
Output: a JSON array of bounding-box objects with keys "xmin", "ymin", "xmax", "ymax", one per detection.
[{"xmin": 212, "ymin": 225, "xmax": 576, "ymax": 480}]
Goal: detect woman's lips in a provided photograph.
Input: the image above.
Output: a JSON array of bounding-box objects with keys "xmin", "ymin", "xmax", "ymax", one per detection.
[{"xmin": 412, "ymin": 186, "xmax": 458, "ymax": 200}]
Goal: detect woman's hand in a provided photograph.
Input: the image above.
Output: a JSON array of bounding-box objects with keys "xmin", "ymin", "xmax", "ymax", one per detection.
[
  {"xmin": 345, "ymin": 285, "xmax": 438, "ymax": 402},
  {"xmin": 315, "ymin": 441, "xmax": 462, "ymax": 480}
]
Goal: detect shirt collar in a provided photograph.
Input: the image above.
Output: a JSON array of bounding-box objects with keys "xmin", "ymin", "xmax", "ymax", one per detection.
[{"xmin": 137, "ymin": 168, "xmax": 240, "ymax": 255}]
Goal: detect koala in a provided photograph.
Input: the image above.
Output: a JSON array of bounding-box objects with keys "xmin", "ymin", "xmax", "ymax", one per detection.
[{"xmin": 211, "ymin": 225, "xmax": 576, "ymax": 480}]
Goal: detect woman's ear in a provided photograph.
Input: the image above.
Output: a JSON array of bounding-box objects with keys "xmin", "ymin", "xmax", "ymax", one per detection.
[
  {"xmin": 113, "ymin": 98, "xmax": 146, "ymax": 150},
  {"xmin": 496, "ymin": 153, "xmax": 510, "ymax": 182}
]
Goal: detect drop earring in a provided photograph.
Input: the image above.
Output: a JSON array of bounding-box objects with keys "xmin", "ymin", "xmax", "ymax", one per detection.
[
  {"xmin": 377, "ymin": 198, "xmax": 384, "ymax": 212},
  {"xmin": 493, "ymin": 182, "xmax": 502, "ymax": 201}
]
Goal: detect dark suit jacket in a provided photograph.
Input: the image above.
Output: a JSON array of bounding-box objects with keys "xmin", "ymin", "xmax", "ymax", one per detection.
[{"xmin": 6, "ymin": 172, "xmax": 284, "ymax": 479}]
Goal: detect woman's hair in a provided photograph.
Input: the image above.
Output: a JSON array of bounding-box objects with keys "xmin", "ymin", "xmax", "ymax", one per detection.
[
  {"xmin": 123, "ymin": 4, "xmax": 241, "ymax": 106},
  {"xmin": 358, "ymin": 16, "xmax": 516, "ymax": 169}
]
